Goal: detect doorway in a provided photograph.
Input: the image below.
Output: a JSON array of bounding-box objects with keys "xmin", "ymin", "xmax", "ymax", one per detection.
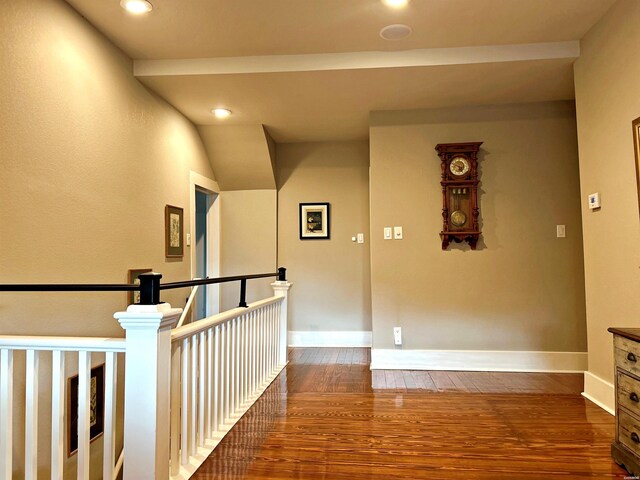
[
  {"xmin": 195, "ymin": 189, "xmax": 209, "ymax": 319},
  {"xmin": 190, "ymin": 171, "xmax": 221, "ymax": 319}
]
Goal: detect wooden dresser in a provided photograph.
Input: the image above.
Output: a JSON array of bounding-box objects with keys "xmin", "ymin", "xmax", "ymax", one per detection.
[{"xmin": 609, "ymin": 327, "xmax": 640, "ymax": 476}]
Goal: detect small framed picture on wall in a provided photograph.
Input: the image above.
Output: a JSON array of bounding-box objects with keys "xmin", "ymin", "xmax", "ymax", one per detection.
[
  {"xmin": 165, "ymin": 204, "xmax": 184, "ymax": 258},
  {"xmin": 632, "ymin": 116, "xmax": 640, "ymax": 218},
  {"xmin": 127, "ymin": 268, "xmax": 152, "ymax": 306},
  {"xmin": 299, "ymin": 202, "xmax": 330, "ymax": 240}
]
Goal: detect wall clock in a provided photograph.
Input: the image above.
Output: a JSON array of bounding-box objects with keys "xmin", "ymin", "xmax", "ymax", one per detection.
[{"xmin": 435, "ymin": 142, "xmax": 483, "ymax": 250}]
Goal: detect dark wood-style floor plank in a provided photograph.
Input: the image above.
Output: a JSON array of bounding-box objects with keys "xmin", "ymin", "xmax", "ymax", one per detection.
[{"xmin": 192, "ymin": 348, "xmax": 626, "ymax": 480}]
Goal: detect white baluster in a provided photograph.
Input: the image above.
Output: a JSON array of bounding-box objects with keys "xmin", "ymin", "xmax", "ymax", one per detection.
[
  {"xmin": 270, "ymin": 304, "xmax": 275, "ymax": 371},
  {"xmin": 77, "ymin": 350, "xmax": 91, "ymax": 480},
  {"xmin": 266, "ymin": 306, "xmax": 271, "ymax": 375},
  {"xmin": 198, "ymin": 332, "xmax": 206, "ymax": 447},
  {"xmin": 237, "ymin": 316, "xmax": 243, "ymax": 408},
  {"xmin": 103, "ymin": 352, "xmax": 117, "ymax": 480},
  {"xmin": 25, "ymin": 349, "xmax": 38, "ymax": 480},
  {"xmin": 230, "ymin": 318, "xmax": 235, "ymax": 413},
  {"xmin": 260, "ymin": 308, "xmax": 266, "ymax": 384},
  {"xmin": 225, "ymin": 322, "xmax": 230, "ymax": 422},
  {"xmin": 206, "ymin": 328, "xmax": 213, "ymax": 440},
  {"xmin": 235, "ymin": 317, "xmax": 240, "ymax": 411},
  {"xmin": 213, "ymin": 325, "xmax": 220, "ymax": 433},
  {"xmin": 51, "ymin": 350, "xmax": 65, "ymax": 480},
  {"xmin": 220, "ymin": 322, "xmax": 226, "ymax": 427},
  {"xmin": 181, "ymin": 338, "xmax": 190, "ymax": 466},
  {"xmin": 253, "ymin": 310, "xmax": 257, "ymax": 391},
  {"xmin": 247, "ymin": 312, "xmax": 255, "ymax": 397},
  {"xmin": 170, "ymin": 343, "xmax": 181, "ymax": 476},
  {"xmin": 274, "ymin": 304, "xmax": 278, "ymax": 369},
  {"xmin": 242, "ymin": 315, "xmax": 248, "ymax": 404},
  {"xmin": 190, "ymin": 334, "xmax": 198, "ymax": 455},
  {"xmin": 256, "ymin": 310, "xmax": 261, "ymax": 387},
  {"xmin": 0, "ymin": 349, "xmax": 13, "ymax": 480}
]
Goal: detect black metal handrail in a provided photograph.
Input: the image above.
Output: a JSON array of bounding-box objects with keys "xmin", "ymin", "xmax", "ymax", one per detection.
[{"xmin": 0, "ymin": 267, "xmax": 287, "ymax": 307}]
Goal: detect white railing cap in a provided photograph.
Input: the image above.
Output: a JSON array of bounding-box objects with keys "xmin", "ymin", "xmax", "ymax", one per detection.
[{"xmin": 0, "ymin": 336, "xmax": 126, "ymax": 352}]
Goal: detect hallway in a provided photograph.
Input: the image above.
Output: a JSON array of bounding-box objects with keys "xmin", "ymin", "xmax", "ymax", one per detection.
[{"xmin": 192, "ymin": 348, "xmax": 626, "ymax": 479}]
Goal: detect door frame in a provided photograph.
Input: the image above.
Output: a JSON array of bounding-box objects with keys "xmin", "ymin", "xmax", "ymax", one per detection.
[{"xmin": 189, "ymin": 171, "xmax": 221, "ymax": 316}]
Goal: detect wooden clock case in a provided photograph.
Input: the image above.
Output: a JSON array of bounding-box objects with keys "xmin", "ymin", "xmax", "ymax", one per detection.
[{"xmin": 435, "ymin": 142, "xmax": 483, "ymax": 250}]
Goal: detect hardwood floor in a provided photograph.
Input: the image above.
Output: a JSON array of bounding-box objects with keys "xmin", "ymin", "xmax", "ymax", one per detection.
[{"xmin": 193, "ymin": 348, "xmax": 627, "ymax": 479}]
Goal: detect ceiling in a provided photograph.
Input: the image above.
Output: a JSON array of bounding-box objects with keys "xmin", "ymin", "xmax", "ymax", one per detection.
[{"xmin": 65, "ymin": 0, "xmax": 616, "ymax": 142}]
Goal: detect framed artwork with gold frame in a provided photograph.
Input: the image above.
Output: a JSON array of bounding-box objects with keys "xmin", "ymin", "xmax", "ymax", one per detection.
[
  {"xmin": 165, "ymin": 204, "xmax": 184, "ymax": 258},
  {"xmin": 632, "ymin": 117, "xmax": 640, "ymax": 218}
]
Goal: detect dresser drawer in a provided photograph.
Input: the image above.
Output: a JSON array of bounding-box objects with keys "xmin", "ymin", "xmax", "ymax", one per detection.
[
  {"xmin": 619, "ymin": 410, "xmax": 640, "ymax": 457},
  {"xmin": 619, "ymin": 371, "xmax": 640, "ymax": 418},
  {"xmin": 615, "ymin": 335, "xmax": 640, "ymax": 376}
]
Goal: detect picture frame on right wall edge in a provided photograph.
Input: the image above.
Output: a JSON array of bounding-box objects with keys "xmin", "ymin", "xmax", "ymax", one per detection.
[
  {"xmin": 633, "ymin": 116, "xmax": 640, "ymax": 218},
  {"xmin": 299, "ymin": 203, "xmax": 330, "ymax": 240}
]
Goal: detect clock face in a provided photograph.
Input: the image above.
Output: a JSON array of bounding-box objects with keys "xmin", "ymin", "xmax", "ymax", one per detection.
[{"xmin": 449, "ymin": 156, "xmax": 470, "ymax": 176}]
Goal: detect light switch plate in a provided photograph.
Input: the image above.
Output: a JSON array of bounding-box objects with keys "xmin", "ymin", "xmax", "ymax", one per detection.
[
  {"xmin": 394, "ymin": 226, "xmax": 403, "ymax": 239},
  {"xmin": 186, "ymin": 233, "xmax": 191, "ymax": 246},
  {"xmin": 588, "ymin": 192, "xmax": 601, "ymax": 210},
  {"xmin": 357, "ymin": 233, "xmax": 365, "ymax": 243},
  {"xmin": 556, "ymin": 225, "xmax": 565, "ymax": 238},
  {"xmin": 393, "ymin": 327, "xmax": 402, "ymax": 346},
  {"xmin": 384, "ymin": 227, "xmax": 392, "ymax": 240}
]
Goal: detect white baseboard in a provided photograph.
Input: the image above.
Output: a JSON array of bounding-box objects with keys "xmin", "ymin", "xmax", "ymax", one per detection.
[
  {"xmin": 370, "ymin": 348, "xmax": 588, "ymax": 373},
  {"xmin": 582, "ymin": 370, "xmax": 615, "ymax": 415},
  {"xmin": 288, "ymin": 331, "xmax": 372, "ymax": 347}
]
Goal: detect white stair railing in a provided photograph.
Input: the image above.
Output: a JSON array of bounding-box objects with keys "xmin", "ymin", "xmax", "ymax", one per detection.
[
  {"xmin": 167, "ymin": 280, "xmax": 291, "ymax": 479},
  {"xmin": 0, "ymin": 274, "xmax": 291, "ymax": 480},
  {"xmin": 0, "ymin": 336, "xmax": 125, "ymax": 480}
]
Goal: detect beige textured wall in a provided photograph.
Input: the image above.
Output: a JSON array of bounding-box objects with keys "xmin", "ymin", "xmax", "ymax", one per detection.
[
  {"xmin": 277, "ymin": 141, "xmax": 372, "ymax": 332},
  {"xmin": 0, "ymin": 0, "xmax": 214, "ymax": 477},
  {"xmin": 198, "ymin": 125, "xmax": 276, "ymax": 191},
  {"xmin": 219, "ymin": 190, "xmax": 277, "ymax": 311},
  {"xmin": 369, "ymin": 101, "xmax": 587, "ymax": 352},
  {"xmin": 574, "ymin": 0, "xmax": 640, "ymax": 383}
]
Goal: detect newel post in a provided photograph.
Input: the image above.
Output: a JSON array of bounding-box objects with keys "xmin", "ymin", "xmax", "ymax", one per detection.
[
  {"xmin": 271, "ymin": 271, "xmax": 292, "ymax": 366},
  {"xmin": 114, "ymin": 303, "xmax": 182, "ymax": 480}
]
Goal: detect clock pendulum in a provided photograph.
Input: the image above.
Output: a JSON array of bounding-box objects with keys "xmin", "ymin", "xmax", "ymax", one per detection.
[{"xmin": 450, "ymin": 188, "xmax": 467, "ymax": 227}]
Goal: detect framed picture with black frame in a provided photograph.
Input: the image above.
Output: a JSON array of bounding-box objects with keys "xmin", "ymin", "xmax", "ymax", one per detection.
[
  {"xmin": 299, "ymin": 202, "xmax": 330, "ymax": 240},
  {"xmin": 67, "ymin": 364, "xmax": 105, "ymax": 457}
]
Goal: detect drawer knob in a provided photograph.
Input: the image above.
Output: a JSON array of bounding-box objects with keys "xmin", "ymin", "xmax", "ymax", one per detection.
[
  {"xmin": 631, "ymin": 392, "xmax": 640, "ymax": 403},
  {"xmin": 628, "ymin": 353, "xmax": 637, "ymax": 363},
  {"xmin": 632, "ymin": 432, "xmax": 640, "ymax": 443}
]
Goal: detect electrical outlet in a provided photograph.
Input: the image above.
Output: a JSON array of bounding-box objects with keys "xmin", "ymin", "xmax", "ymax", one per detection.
[{"xmin": 393, "ymin": 327, "xmax": 402, "ymax": 346}]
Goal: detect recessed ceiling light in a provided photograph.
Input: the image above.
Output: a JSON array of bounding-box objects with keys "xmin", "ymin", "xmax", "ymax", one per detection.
[
  {"xmin": 212, "ymin": 108, "xmax": 232, "ymax": 119},
  {"xmin": 120, "ymin": 0, "xmax": 153, "ymax": 14},
  {"xmin": 380, "ymin": 24, "xmax": 412, "ymax": 41},
  {"xmin": 382, "ymin": 0, "xmax": 410, "ymax": 8}
]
